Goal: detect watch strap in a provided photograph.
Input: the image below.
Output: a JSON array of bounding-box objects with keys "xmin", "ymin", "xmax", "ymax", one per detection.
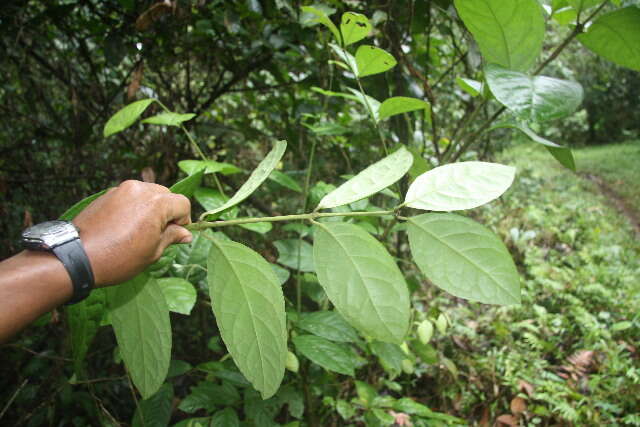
[{"xmin": 52, "ymin": 238, "xmax": 95, "ymax": 304}]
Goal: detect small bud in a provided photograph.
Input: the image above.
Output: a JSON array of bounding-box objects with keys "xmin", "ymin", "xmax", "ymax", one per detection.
[
  {"xmin": 401, "ymin": 359, "xmax": 414, "ymax": 374},
  {"xmin": 417, "ymin": 320, "xmax": 434, "ymax": 344},
  {"xmin": 436, "ymin": 313, "xmax": 448, "ymax": 335},
  {"xmin": 285, "ymin": 351, "xmax": 299, "ymax": 373}
]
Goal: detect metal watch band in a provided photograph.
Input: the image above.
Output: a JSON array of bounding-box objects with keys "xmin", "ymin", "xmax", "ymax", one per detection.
[{"xmin": 52, "ymin": 238, "xmax": 95, "ymax": 304}]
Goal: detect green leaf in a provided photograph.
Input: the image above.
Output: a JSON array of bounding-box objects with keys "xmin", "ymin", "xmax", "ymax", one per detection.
[
  {"xmin": 377, "ymin": 97, "xmax": 430, "ymax": 121},
  {"xmin": 269, "ymin": 170, "xmax": 302, "ymax": 192},
  {"xmin": 347, "ymin": 88, "xmax": 381, "ymax": 120},
  {"xmin": 456, "ymin": 77, "xmax": 482, "ymax": 97},
  {"xmin": 132, "ymin": 383, "xmax": 173, "ymax": 427},
  {"xmin": 370, "ymin": 341, "xmax": 406, "ymax": 375},
  {"xmin": 178, "ymin": 160, "xmax": 242, "ymax": 176},
  {"xmin": 211, "ymin": 408, "xmax": 240, "ymax": 427},
  {"xmin": 207, "ymin": 238, "xmax": 287, "ymax": 399},
  {"xmin": 355, "ymin": 381, "xmax": 377, "ymax": 407},
  {"xmin": 297, "ymin": 311, "xmax": 360, "ymax": 342},
  {"xmin": 454, "ymin": 0, "xmax": 544, "ymax": 71},
  {"xmin": 200, "ymin": 140, "xmax": 287, "ymax": 220},
  {"xmin": 317, "ymin": 146, "xmax": 413, "ymax": 210},
  {"xmin": 292, "ymin": 335, "xmax": 358, "ymax": 375},
  {"xmin": 277, "ymin": 385, "xmax": 305, "ymax": 419},
  {"xmin": 172, "ymin": 418, "xmax": 210, "ymax": 427},
  {"xmin": 167, "ymin": 359, "xmax": 192, "ymax": 378},
  {"xmin": 59, "ymin": 190, "xmax": 107, "ymax": 220},
  {"xmin": 407, "ymin": 213, "xmax": 520, "ymax": 305},
  {"xmin": 170, "ymin": 168, "xmax": 205, "ymax": 198},
  {"xmin": 178, "ymin": 381, "xmax": 240, "ymax": 413},
  {"xmin": 274, "ymin": 239, "xmax": 315, "ymax": 272},
  {"xmin": 492, "ymin": 122, "xmax": 576, "ymax": 171},
  {"xmin": 240, "ymin": 222, "xmax": 273, "ymax": 234},
  {"xmin": 552, "ymin": 6, "xmax": 578, "ymax": 26},
  {"xmin": 301, "ymin": 6, "xmax": 341, "ymax": 44},
  {"xmin": 404, "ymin": 161, "xmax": 516, "ymax": 211},
  {"xmin": 67, "ymin": 289, "xmax": 106, "ymax": 376},
  {"xmin": 311, "ymin": 85, "xmax": 359, "ymax": 102},
  {"xmin": 485, "ymin": 64, "xmax": 584, "ymax": 122},
  {"xmin": 612, "ymin": 321, "xmax": 633, "ymax": 331},
  {"xmin": 577, "ymin": 7, "xmax": 640, "ymax": 71},
  {"xmin": 104, "ymin": 99, "xmax": 155, "ymax": 137},
  {"xmin": 108, "ymin": 273, "xmax": 172, "ymax": 398},
  {"xmin": 340, "ymin": 12, "xmax": 371, "ymax": 46},
  {"xmin": 141, "ymin": 112, "xmax": 196, "ymax": 127},
  {"xmin": 157, "ymin": 278, "xmax": 197, "ymax": 315},
  {"xmin": 355, "ymin": 45, "xmax": 397, "ymax": 77},
  {"xmin": 313, "ymin": 222, "xmax": 410, "ymax": 343},
  {"xmin": 568, "ymin": 0, "xmax": 601, "ymax": 13},
  {"xmin": 173, "ymin": 230, "xmax": 214, "ymax": 283}
]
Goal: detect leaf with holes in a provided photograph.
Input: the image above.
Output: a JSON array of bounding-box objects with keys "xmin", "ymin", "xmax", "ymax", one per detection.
[
  {"xmin": 485, "ymin": 64, "xmax": 584, "ymax": 122},
  {"xmin": 317, "ymin": 146, "xmax": 413, "ymax": 209},
  {"xmin": 207, "ymin": 238, "xmax": 287, "ymax": 399},
  {"xmin": 313, "ymin": 222, "xmax": 410, "ymax": 343},
  {"xmin": 142, "ymin": 112, "xmax": 196, "ymax": 127},
  {"xmin": 454, "ymin": 0, "xmax": 544, "ymax": 71},
  {"xmin": 405, "ymin": 161, "xmax": 515, "ymax": 211},
  {"xmin": 408, "ymin": 213, "xmax": 520, "ymax": 305},
  {"xmin": 377, "ymin": 97, "xmax": 430, "ymax": 122},
  {"xmin": 108, "ymin": 273, "xmax": 172, "ymax": 398},
  {"xmin": 577, "ymin": 7, "xmax": 640, "ymax": 71},
  {"xmin": 200, "ymin": 140, "xmax": 287, "ymax": 220},
  {"xmin": 104, "ymin": 99, "xmax": 155, "ymax": 137},
  {"xmin": 355, "ymin": 45, "xmax": 397, "ymax": 77},
  {"xmin": 340, "ymin": 12, "xmax": 371, "ymax": 46}
]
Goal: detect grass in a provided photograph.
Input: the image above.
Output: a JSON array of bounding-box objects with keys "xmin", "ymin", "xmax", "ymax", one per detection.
[{"xmin": 574, "ymin": 141, "xmax": 640, "ymax": 214}]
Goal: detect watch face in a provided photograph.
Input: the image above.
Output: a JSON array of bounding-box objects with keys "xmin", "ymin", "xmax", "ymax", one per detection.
[{"xmin": 23, "ymin": 220, "xmax": 79, "ymax": 249}]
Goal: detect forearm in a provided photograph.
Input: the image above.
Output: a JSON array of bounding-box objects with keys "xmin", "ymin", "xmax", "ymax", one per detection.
[{"xmin": 0, "ymin": 251, "xmax": 72, "ymax": 343}]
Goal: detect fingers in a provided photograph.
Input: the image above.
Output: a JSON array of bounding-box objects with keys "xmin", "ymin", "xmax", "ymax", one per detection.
[
  {"xmin": 160, "ymin": 223, "xmax": 193, "ymax": 250},
  {"xmin": 162, "ymin": 193, "xmax": 192, "ymax": 226}
]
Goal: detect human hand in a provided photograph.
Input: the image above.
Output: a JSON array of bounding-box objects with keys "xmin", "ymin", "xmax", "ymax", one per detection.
[{"xmin": 72, "ymin": 180, "xmax": 192, "ymax": 287}]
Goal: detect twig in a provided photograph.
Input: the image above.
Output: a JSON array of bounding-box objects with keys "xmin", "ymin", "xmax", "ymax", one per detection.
[{"xmin": 0, "ymin": 379, "xmax": 28, "ymax": 421}]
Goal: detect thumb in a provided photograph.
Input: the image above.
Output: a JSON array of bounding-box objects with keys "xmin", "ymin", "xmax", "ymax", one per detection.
[{"xmin": 161, "ymin": 223, "xmax": 193, "ymax": 249}]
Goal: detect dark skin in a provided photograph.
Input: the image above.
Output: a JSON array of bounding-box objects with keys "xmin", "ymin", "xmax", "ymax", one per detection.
[{"xmin": 0, "ymin": 180, "xmax": 193, "ymax": 343}]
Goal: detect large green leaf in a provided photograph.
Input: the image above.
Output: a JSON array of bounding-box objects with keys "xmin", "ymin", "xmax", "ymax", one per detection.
[
  {"xmin": 404, "ymin": 161, "xmax": 515, "ymax": 211},
  {"xmin": 170, "ymin": 168, "xmax": 205, "ymax": 198},
  {"xmin": 454, "ymin": 0, "xmax": 544, "ymax": 71},
  {"xmin": 207, "ymin": 238, "xmax": 287, "ymax": 399},
  {"xmin": 297, "ymin": 311, "xmax": 360, "ymax": 343},
  {"xmin": 340, "ymin": 12, "xmax": 371, "ymax": 46},
  {"xmin": 103, "ymin": 99, "xmax": 155, "ymax": 137},
  {"xmin": 301, "ymin": 6, "xmax": 341, "ymax": 44},
  {"xmin": 108, "ymin": 273, "xmax": 172, "ymax": 398},
  {"xmin": 178, "ymin": 160, "xmax": 242, "ymax": 176},
  {"xmin": 317, "ymin": 146, "xmax": 413, "ymax": 210},
  {"xmin": 141, "ymin": 112, "xmax": 196, "ymax": 127},
  {"xmin": 485, "ymin": 64, "xmax": 584, "ymax": 122},
  {"xmin": 274, "ymin": 239, "xmax": 315, "ymax": 272},
  {"xmin": 131, "ymin": 383, "xmax": 174, "ymax": 427},
  {"xmin": 59, "ymin": 190, "xmax": 107, "ymax": 220},
  {"xmin": 313, "ymin": 222, "xmax": 410, "ymax": 343},
  {"xmin": 212, "ymin": 408, "xmax": 240, "ymax": 427},
  {"xmin": 67, "ymin": 289, "xmax": 106, "ymax": 376},
  {"xmin": 173, "ymin": 230, "xmax": 214, "ymax": 283},
  {"xmin": 157, "ymin": 277, "xmax": 197, "ymax": 315},
  {"xmin": 377, "ymin": 97, "xmax": 430, "ymax": 121},
  {"xmin": 355, "ymin": 45, "xmax": 397, "ymax": 78},
  {"xmin": 407, "ymin": 213, "xmax": 520, "ymax": 305},
  {"xmin": 200, "ymin": 140, "xmax": 287, "ymax": 220},
  {"xmin": 577, "ymin": 7, "xmax": 640, "ymax": 71},
  {"xmin": 292, "ymin": 335, "xmax": 358, "ymax": 375}
]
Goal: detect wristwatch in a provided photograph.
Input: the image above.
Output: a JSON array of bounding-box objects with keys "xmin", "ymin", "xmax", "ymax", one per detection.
[{"xmin": 21, "ymin": 220, "xmax": 95, "ymax": 304}]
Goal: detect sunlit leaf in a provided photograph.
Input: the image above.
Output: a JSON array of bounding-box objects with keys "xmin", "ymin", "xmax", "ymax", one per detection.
[
  {"xmin": 456, "ymin": 77, "xmax": 482, "ymax": 97},
  {"xmin": 178, "ymin": 160, "xmax": 242, "ymax": 176},
  {"xmin": 340, "ymin": 12, "xmax": 371, "ymax": 46},
  {"xmin": 408, "ymin": 213, "xmax": 520, "ymax": 305},
  {"xmin": 317, "ymin": 146, "xmax": 413, "ymax": 209},
  {"xmin": 141, "ymin": 112, "xmax": 196, "ymax": 127},
  {"xmin": 157, "ymin": 277, "xmax": 197, "ymax": 315},
  {"xmin": 108, "ymin": 273, "xmax": 172, "ymax": 398},
  {"xmin": 485, "ymin": 64, "xmax": 584, "ymax": 122},
  {"xmin": 104, "ymin": 99, "xmax": 155, "ymax": 137},
  {"xmin": 313, "ymin": 222, "xmax": 410, "ymax": 343},
  {"xmin": 454, "ymin": 0, "xmax": 544, "ymax": 71},
  {"xmin": 301, "ymin": 6, "xmax": 341, "ymax": 44},
  {"xmin": 577, "ymin": 7, "xmax": 640, "ymax": 71},
  {"xmin": 207, "ymin": 238, "xmax": 287, "ymax": 399},
  {"xmin": 355, "ymin": 45, "xmax": 397, "ymax": 77},
  {"xmin": 377, "ymin": 97, "xmax": 430, "ymax": 121},
  {"xmin": 200, "ymin": 140, "xmax": 287, "ymax": 220},
  {"xmin": 292, "ymin": 335, "xmax": 358, "ymax": 375},
  {"xmin": 405, "ymin": 161, "xmax": 516, "ymax": 211}
]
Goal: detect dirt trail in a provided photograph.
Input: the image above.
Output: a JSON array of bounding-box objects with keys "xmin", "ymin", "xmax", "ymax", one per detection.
[{"xmin": 583, "ymin": 173, "xmax": 640, "ymax": 237}]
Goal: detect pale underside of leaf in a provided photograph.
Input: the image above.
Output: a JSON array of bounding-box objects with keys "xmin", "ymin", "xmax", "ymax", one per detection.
[
  {"xmin": 317, "ymin": 146, "xmax": 413, "ymax": 209},
  {"xmin": 207, "ymin": 238, "xmax": 287, "ymax": 399},
  {"xmin": 408, "ymin": 213, "xmax": 520, "ymax": 305}
]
